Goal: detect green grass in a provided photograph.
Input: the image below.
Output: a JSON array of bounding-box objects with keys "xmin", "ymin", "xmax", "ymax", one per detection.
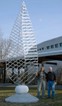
[{"xmin": 0, "ymin": 87, "xmax": 62, "ymax": 106}]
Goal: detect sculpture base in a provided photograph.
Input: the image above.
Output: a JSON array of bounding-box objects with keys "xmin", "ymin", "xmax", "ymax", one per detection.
[{"xmin": 5, "ymin": 85, "xmax": 39, "ymax": 103}]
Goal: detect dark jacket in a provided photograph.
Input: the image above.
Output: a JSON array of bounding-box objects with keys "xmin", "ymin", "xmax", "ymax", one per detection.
[{"xmin": 46, "ymin": 71, "xmax": 56, "ymax": 81}]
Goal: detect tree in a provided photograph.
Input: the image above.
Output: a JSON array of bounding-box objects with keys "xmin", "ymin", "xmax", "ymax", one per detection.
[{"xmin": 0, "ymin": 30, "xmax": 11, "ymax": 60}]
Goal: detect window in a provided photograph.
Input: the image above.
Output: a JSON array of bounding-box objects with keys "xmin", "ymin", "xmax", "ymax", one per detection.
[
  {"xmin": 51, "ymin": 45, "xmax": 54, "ymax": 49},
  {"xmin": 59, "ymin": 43, "xmax": 62, "ymax": 47},
  {"xmin": 55, "ymin": 44, "xmax": 58, "ymax": 48},
  {"xmin": 42, "ymin": 47, "xmax": 44, "ymax": 50},
  {"xmin": 38, "ymin": 48, "xmax": 41, "ymax": 51},
  {"xmin": 46, "ymin": 46, "xmax": 50, "ymax": 49}
]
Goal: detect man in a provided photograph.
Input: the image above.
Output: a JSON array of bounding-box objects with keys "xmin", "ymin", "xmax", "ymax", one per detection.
[{"xmin": 46, "ymin": 67, "xmax": 56, "ymax": 98}]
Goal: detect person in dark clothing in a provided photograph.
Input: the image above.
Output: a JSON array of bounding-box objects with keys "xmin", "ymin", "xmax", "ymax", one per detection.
[{"xmin": 46, "ymin": 67, "xmax": 56, "ymax": 98}]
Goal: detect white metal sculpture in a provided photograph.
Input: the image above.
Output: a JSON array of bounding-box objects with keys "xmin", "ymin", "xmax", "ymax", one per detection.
[{"xmin": 6, "ymin": 1, "xmax": 38, "ymax": 84}]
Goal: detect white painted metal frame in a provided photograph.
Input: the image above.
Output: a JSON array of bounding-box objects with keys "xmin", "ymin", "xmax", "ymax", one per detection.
[{"xmin": 6, "ymin": 1, "xmax": 38, "ymax": 84}]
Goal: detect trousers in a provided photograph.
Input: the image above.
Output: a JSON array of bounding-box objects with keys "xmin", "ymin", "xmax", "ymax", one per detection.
[
  {"xmin": 37, "ymin": 79, "xmax": 46, "ymax": 97},
  {"xmin": 47, "ymin": 81, "xmax": 55, "ymax": 97}
]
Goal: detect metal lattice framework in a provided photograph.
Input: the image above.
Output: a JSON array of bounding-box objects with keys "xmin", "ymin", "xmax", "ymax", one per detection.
[{"xmin": 6, "ymin": 1, "xmax": 38, "ymax": 84}]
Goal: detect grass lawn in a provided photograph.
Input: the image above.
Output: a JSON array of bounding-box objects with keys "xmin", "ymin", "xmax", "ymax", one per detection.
[{"xmin": 0, "ymin": 86, "xmax": 62, "ymax": 106}]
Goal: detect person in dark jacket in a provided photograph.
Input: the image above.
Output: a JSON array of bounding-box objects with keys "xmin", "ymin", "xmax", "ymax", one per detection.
[{"xmin": 47, "ymin": 67, "xmax": 56, "ymax": 98}]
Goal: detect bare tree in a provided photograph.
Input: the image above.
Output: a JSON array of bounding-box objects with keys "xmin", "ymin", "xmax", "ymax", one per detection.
[
  {"xmin": 0, "ymin": 30, "xmax": 3, "ymax": 60},
  {"xmin": 0, "ymin": 30, "xmax": 11, "ymax": 60},
  {"xmin": 2, "ymin": 38, "xmax": 11, "ymax": 59}
]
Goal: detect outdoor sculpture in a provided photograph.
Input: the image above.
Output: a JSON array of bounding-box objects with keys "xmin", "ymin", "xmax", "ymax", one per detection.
[
  {"xmin": 5, "ymin": 1, "xmax": 39, "ymax": 103},
  {"xmin": 5, "ymin": 1, "xmax": 38, "ymax": 85}
]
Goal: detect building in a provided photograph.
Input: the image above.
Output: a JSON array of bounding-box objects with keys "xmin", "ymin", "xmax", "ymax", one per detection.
[
  {"xmin": 37, "ymin": 36, "xmax": 62, "ymax": 84},
  {"xmin": 38, "ymin": 36, "xmax": 62, "ymax": 51}
]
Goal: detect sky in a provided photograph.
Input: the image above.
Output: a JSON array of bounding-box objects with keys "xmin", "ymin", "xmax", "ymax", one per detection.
[{"xmin": 0, "ymin": 0, "xmax": 62, "ymax": 44}]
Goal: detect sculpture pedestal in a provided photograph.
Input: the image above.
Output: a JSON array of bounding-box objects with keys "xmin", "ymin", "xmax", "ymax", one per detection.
[{"xmin": 5, "ymin": 85, "xmax": 39, "ymax": 103}]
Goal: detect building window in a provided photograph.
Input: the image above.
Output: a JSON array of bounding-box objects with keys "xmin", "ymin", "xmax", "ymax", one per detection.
[
  {"xmin": 51, "ymin": 45, "xmax": 54, "ymax": 49},
  {"xmin": 59, "ymin": 43, "xmax": 62, "ymax": 47},
  {"xmin": 46, "ymin": 46, "xmax": 50, "ymax": 49},
  {"xmin": 55, "ymin": 44, "xmax": 58, "ymax": 48},
  {"xmin": 38, "ymin": 48, "xmax": 41, "ymax": 51},
  {"xmin": 42, "ymin": 47, "xmax": 44, "ymax": 50}
]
